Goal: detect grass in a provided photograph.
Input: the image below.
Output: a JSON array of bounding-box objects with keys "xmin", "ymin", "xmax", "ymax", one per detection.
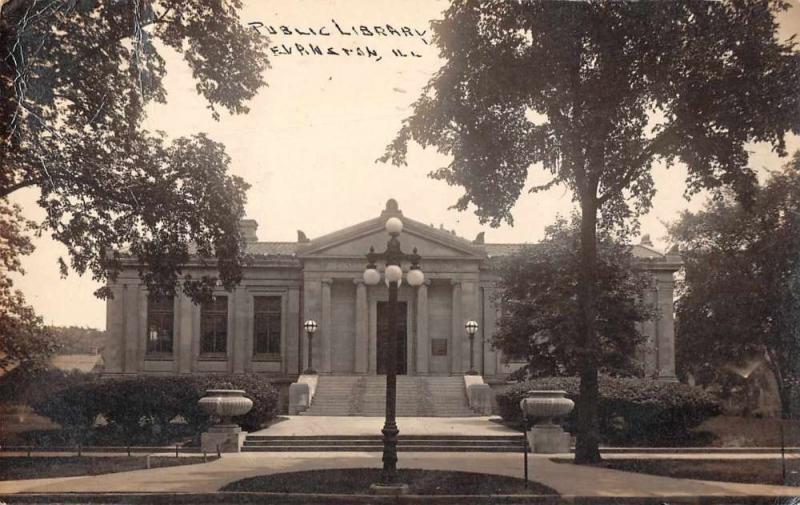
[
  {"xmin": 694, "ymin": 415, "xmax": 800, "ymax": 447},
  {"xmin": 553, "ymin": 457, "xmax": 800, "ymax": 486},
  {"xmin": 0, "ymin": 456, "xmax": 218, "ymax": 480},
  {"xmin": 221, "ymin": 468, "xmax": 557, "ymax": 495}
]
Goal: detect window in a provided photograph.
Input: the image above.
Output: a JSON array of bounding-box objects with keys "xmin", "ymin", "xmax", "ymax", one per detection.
[
  {"xmin": 146, "ymin": 294, "xmax": 174, "ymax": 354},
  {"xmin": 201, "ymin": 296, "xmax": 228, "ymax": 355},
  {"xmin": 253, "ymin": 296, "xmax": 282, "ymax": 358}
]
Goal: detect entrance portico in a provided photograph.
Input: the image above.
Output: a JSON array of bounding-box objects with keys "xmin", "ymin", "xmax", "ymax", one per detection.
[{"xmin": 297, "ymin": 200, "xmax": 489, "ymax": 377}]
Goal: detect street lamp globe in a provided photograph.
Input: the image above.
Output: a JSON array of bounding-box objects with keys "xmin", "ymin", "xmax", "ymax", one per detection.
[
  {"xmin": 406, "ymin": 267, "xmax": 424, "ymax": 287},
  {"xmin": 385, "ymin": 264, "xmax": 403, "ymax": 285},
  {"xmin": 304, "ymin": 320, "xmax": 318, "ymax": 334},
  {"xmin": 385, "ymin": 217, "xmax": 403, "ymax": 235},
  {"xmin": 465, "ymin": 320, "xmax": 479, "ymax": 335},
  {"xmin": 363, "ymin": 267, "xmax": 381, "ymax": 286}
]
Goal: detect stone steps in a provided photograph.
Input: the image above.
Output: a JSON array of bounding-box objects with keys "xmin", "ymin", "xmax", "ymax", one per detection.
[
  {"xmin": 242, "ymin": 435, "xmax": 524, "ymax": 453},
  {"xmin": 302, "ymin": 375, "xmax": 477, "ymax": 417}
]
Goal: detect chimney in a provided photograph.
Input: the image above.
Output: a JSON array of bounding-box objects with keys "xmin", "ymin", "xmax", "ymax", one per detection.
[
  {"xmin": 240, "ymin": 219, "xmax": 258, "ymax": 243},
  {"xmin": 639, "ymin": 234, "xmax": 653, "ymax": 247}
]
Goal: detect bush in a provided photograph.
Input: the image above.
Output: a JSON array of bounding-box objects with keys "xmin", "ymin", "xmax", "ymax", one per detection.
[
  {"xmin": 0, "ymin": 367, "xmax": 92, "ymax": 407},
  {"xmin": 496, "ymin": 376, "xmax": 721, "ymax": 446},
  {"xmin": 31, "ymin": 374, "xmax": 279, "ymax": 445}
]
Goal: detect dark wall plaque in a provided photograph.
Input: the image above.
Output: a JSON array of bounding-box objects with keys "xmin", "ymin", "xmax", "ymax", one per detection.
[{"xmin": 431, "ymin": 338, "xmax": 448, "ymax": 356}]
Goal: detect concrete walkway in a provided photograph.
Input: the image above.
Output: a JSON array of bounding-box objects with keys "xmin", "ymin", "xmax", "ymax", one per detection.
[
  {"xmin": 1, "ymin": 451, "xmax": 799, "ymax": 497},
  {"xmin": 251, "ymin": 415, "xmax": 519, "ymax": 437}
]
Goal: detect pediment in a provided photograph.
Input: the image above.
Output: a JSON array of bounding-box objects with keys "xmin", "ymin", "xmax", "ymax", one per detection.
[{"xmin": 297, "ymin": 216, "xmax": 486, "ymax": 260}]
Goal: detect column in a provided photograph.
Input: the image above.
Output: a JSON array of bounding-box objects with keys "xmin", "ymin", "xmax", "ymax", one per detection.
[
  {"xmin": 123, "ymin": 284, "xmax": 140, "ymax": 372},
  {"xmin": 641, "ymin": 286, "xmax": 658, "ymax": 377},
  {"xmin": 136, "ymin": 288, "xmax": 147, "ymax": 369},
  {"xmin": 482, "ymin": 286, "xmax": 498, "ymax": 377},
  {"xmin": 177, "ymin": 290, "xmax": 194, "ymax": 373},
  {"xmin": 101, "ymin": 283, "xmax": 124, "ymax": 373},
  {"xmin": 415, "ymin": 280, "xmax": 430, "ymax": 375},
  {"xmin": 321, "ymin": 278, "xmax": 333, "ymax": 373},
  {"xmin": 302, "ymin": 279, "xmax": 322, "ymax": 374},
  {"xmin": 461, "ymin": 281, "xmax": 479, "ymax": 373},
  {"xmin": 450, "ymin": 280, "xmax": 463, "ymax": 374},
  {"xmin": 656, "ymin": 275, "xmax": 677, "ymax": 381},
  {"xmin": 286, "ymin": 287, "xmax": 301, "ymax": 375},
  {"xmin": 232, "ymin": 287, "xmax": 247, "ymax": 374},
  {"xmin": 354, "ymin": 279, "xmax": 369, "ymax": 374}
]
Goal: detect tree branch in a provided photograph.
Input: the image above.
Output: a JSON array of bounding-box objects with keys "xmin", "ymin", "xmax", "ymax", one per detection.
[
  {"xmin": 597, "ymin": 130, "xmax": 674, "ymax": 204},
  {"xmin": 0, "ymin": 177, "xmax": 40, "ymax": 198}
]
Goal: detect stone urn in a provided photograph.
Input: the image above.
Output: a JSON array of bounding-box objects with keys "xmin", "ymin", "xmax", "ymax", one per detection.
[
  {"xmin": 519, "ymin": 390, "xmax": 574, "ymax": 424},
  {"xmin": 198, "ymin": 389, "xmax": 253, "ymax": 427},
  {"xmin": 519, "ymin": 390, "xmax": 574, "ymax": 454},
  {"xmin": 197, "ymin": 389, "xmax": 253, "ymax": 453}
]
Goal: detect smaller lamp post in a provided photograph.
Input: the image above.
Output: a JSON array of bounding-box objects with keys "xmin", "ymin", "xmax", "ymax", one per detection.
[
  {"xmin": 465, "ymin": 320, "xmax": 479, "ymax": 375},
  {"xmin": 303, "ymin": 319, "xmax": 318, "ymax": 374}
]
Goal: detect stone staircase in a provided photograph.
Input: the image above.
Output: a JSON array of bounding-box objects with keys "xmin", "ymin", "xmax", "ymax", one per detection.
[
  {"xmin": 242, "ymin": 434, "xmax": 523, "ymax": 452},
  {"xmin": 302, "ymin": 375, "xmax": 477, "ymax": 417}
]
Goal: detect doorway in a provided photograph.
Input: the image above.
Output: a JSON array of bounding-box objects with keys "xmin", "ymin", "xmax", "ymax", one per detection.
[{"xmin": 376, "ymin": 301, "xmax": 408, "ymax": 375}]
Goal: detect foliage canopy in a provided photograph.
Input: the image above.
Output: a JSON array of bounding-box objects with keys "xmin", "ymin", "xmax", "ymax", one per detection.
[
  {"xmin": 493, "ymin": 217, "xmax": 654, "ymax": 378},
  {"xmin": 0, "ymin": 0, "xmax": 269, "ymax": 301}
]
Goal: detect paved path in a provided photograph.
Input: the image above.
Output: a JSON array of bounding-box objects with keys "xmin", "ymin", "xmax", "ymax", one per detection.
[
  {"xmin": 250, "ymin": 415, "xmax": 519, "ymax": 437},
  {"xmin": 1, "ymin": 451, "xmax": 799, "ymax": 497}
]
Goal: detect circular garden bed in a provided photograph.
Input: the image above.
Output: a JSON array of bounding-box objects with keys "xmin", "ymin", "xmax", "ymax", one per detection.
[{"xmin": 221, "ymin": 468, "xmax": 557, "ymax": 495}]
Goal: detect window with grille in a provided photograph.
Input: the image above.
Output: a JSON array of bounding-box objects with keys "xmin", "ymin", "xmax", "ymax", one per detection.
[
  {"xmin": 253, "ymin": 296, "xmax": 281, "ymax": 359},
  {"xmin": 201, "ymin": 296, "xmax": 228, "ymax": 355},
  {"xmin": 146, "ymin": 294, "xmax": 174, "ymax": 355}
]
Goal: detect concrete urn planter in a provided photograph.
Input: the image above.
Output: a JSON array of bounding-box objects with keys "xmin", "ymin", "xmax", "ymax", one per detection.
[
  {"xmin": 519, "ymin": 390, "xmax": 574, "ymax": 424},
  {"xmin": 519, "ymin": 390, "xmax": 574, "ymax": 454},
  {"xmin": 198, "ymin": 389, "xmax": 252, "ymax": 453},
  {"xmin": 198, "ymin": 389, "xmax": 253, "ymax": 426}
]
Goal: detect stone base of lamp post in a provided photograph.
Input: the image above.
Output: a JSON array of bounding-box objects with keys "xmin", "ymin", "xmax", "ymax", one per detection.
[
  {"xmin": 370, "ymin": 483, "xmax": 410, "ymax": 495},
  {"xmin": 201, "ymin": 425, "xmax": 246, "ymax": 453},
  {"xmin": 525, "ymin": 424, "xmax": 571, "ymax": 454}
]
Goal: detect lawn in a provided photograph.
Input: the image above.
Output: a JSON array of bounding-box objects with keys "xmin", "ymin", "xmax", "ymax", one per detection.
[
  {"xmin": 695, "ymin": 416, "xmax": 800, "ymax": 447},
  {"xmin": 553, "ymin": 457, "xmax": 800, "ymax": 486},
  {"xmin": 221, "ymin": 469, "xmax": 557, "ymax": 495},
  {"xmin": 0, "ymin": 456, "xmax": 217, "ymax": 480}
]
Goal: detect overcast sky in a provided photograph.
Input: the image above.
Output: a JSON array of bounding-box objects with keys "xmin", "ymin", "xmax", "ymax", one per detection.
[{"xmin": 11, "ymin": 0, "xmax": 800, "ymax": 329}]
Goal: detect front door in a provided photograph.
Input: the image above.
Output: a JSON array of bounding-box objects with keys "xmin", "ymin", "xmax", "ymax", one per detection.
[{"xmin": 377, "ymin": 301, "xmax": 407, "ymax": 375}]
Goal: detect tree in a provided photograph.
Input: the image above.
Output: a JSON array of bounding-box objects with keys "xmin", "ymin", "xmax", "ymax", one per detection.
[
  {"xmin": 669, "ymin": 154, "xmax": 800, "ymax": 417},
  {"xmin": 48, "ymin": 326, "xmax": 106, "ymax": 354},
  {"xmin": 0, "ymin": 0, "xmax": 269, "ymax": 301},
  {"xmin": 494, "ymin": 217, "xmax": 654, "ymax": 379},
  {"xmin": 0, "ymin": 200, "xmax": 58, "ymax": 373},
  {"xmin": 381, "ymin": 0, "xmax": 799, "ymax": 462}
]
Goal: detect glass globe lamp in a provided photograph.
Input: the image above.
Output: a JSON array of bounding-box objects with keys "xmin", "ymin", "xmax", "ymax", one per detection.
[
  {"xmin": 363, "ymin": 267, "xmax": 381, "ymax": 286},
  {"xmin": 406, "ymin": 267, "xmax": 424, "ymax": 287},
  {"xmin": 385, "ymin": 217, "xmax": 403, "ymax": 235},
  {"xmin": 304, "ymin": 320, "xmax": 318, "ymax": 334},
  {"xmin": 385, "ymin": 264, "xmax": 403, "ymax": 285}
]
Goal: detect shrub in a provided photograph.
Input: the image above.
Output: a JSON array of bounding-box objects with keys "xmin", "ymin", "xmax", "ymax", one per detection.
[
  {"xmin": 31, "ymin": 374, "xmax": 279, "ymax": 445},
  {"xmin": 496, "ymin": 376, "xmax": 720, "ymax": 446},
  {"xmin": 0, "ymin": 367, "xmax": 92, "ymax": 407}
]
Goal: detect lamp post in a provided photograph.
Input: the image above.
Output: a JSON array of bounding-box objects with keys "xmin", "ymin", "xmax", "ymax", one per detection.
[
  {"xmin": 303, "ymin": 320, "xmax": 318, "ymax": 374},
  {"xmin": 363, "ymin": 216, "xmax": 424, "ymax": 490},
  {"xmin": 465, "ymin": 320, "xmax": 479, "ymax": 375}
]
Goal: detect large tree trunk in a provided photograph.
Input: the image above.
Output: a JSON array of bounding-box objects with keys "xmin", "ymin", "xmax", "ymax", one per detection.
[{"xmin": 574, "ymin": 196, "xmax": 602, "ymax": 464}]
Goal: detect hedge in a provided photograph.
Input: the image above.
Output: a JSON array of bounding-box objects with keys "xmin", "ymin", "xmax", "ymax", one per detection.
[
  {"xmin": 496, "ymin": 376, "xmax": 720, "ymax": 446},
  {"xmin": 31, "ymin": 374, "xmax": 279, "ymax": 446}
]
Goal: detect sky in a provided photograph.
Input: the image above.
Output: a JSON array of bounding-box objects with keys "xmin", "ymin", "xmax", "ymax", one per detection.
[{"xmin": 11, "ymin": 0, "xmax": 800, "ymax": 330}]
